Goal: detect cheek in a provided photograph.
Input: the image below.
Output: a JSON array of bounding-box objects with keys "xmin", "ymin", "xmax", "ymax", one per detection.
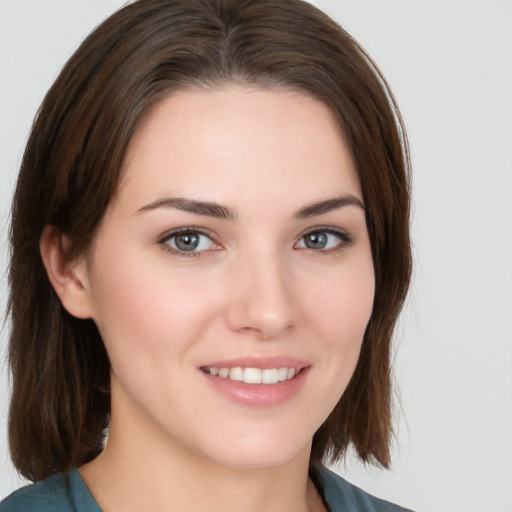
[
  {"xmin": 306, "ymin": 258, "xmax": 375, "ymax": 386},
  {"xmin": 86, "ymin": 246, "xmax": 223, "ymax": 372},
  {"xmin": 310, "ymin": 260, "xmax": 375, "ymax": 343}
]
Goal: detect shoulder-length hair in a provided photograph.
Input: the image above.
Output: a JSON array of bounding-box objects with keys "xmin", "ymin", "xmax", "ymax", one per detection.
[{"xmin": 7, "ymin": 0, "xmax": 411, "ymax": 482}]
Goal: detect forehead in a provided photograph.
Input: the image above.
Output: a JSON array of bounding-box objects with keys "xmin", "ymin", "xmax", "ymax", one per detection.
[{"xmin": 117, "ymin": 85, "xmax": 362, "ymax": 211}]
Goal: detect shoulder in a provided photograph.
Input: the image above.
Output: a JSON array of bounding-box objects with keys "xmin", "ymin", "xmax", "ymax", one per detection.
[
  {"xmin": 318, "ymin": 466, "xmax": 414, "ymax": 512},
  {"xmin": 0, "ymin": 470, "xmax": 100, "ymax": 512},
  {"xmin": 0, "ymin": 472, "xmax": 74, "ymax": 512}
]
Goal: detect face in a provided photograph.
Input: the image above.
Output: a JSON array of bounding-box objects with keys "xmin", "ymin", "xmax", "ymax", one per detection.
[{"xmin": 78, "ymin": 85, "xmax": 375, "ymax": 469}]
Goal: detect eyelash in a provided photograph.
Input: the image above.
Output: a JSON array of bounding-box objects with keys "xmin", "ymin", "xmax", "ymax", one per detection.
[
  {"xmin": 158, "ymin": 227, "xmax": 220, "ymax": 258},
  {"xmin": 296, "ymin": 226, "xmax": 354, "ymax": 254},
  {"xmin": 157, "ymin": 226, "xmax": 353, "ymax": 258}
]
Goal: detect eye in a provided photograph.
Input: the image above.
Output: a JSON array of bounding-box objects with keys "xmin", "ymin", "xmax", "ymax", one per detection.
[
  {"xmin": 160, "ymin": 228, "xmax": 218, "ymax": 254},
  {"xmin": 295, "ymin": 228, "xmax": 352, "ymax": 251}
]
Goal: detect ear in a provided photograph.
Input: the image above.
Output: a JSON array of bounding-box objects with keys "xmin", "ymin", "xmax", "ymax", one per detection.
[{"xmin": 39, "ymin": 225, "xmax": 94, "ymax": 319}]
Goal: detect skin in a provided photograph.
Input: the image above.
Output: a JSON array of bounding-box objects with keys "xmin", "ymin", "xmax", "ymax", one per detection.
[{"xmin": 41, "ymin": 85, "xmax": 375, "ymax": 512}]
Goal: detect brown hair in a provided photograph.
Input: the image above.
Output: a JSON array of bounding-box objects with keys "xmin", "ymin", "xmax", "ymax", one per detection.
[{"xmin": 7, "ymin": 0, "xmax": 411, "ymax": 482}]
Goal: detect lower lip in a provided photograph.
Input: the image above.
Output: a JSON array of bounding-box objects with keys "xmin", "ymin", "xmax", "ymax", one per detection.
[{"xmin": 200, "ymin": 367, "xmax": 310, "ymax": 408}]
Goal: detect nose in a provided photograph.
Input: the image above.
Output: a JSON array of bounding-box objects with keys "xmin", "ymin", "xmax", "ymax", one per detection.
[{"xmin": 224, "ymin": 251, "xmax": 296, "ymax": 340}]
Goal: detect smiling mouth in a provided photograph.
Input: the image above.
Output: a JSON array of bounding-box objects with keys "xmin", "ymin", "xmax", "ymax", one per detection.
[{"xmin": 200, "ymin": 366, "xmax": 303, "ymax": 385}]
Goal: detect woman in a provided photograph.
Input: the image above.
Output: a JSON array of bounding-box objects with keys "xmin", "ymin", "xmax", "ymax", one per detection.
[{"xmin": 1, "ymin": 0, "xmax": 412, "ymax": 510}]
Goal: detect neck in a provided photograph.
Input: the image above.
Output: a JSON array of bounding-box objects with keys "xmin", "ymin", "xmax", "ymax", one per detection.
[{"xmin": 80, "ymin": 402, "xmax": 326, "ymax": 512}]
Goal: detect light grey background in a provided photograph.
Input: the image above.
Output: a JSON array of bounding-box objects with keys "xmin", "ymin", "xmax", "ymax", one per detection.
[{"xmin": 1, "ymin": 1, "xmax": 511, "ymax": 511}]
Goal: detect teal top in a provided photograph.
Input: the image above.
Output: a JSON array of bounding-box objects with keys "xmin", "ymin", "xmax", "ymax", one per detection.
[{"xmin": 0, "ymin": 466, "xmax": 412, "ymax": 511}]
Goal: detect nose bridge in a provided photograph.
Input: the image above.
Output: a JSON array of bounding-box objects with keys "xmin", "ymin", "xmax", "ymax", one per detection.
[{"xmin": 226, "ymin": 244, "xmax": 296, "ymax": 339}]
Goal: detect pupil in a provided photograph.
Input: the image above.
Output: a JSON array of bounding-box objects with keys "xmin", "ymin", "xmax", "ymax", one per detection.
[
  {"xmin": 176, "ymin": 233, "xmax": 199, "ymax": 251},
  {"xmin": 306, "ymin": 232, "xmax": 327, "ymax": 249}
]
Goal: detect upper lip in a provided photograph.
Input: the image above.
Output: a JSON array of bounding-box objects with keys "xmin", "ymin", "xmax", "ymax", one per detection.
[{"xmin": 200, "ymin": 356, "xmax": 310, "ymax": 370}]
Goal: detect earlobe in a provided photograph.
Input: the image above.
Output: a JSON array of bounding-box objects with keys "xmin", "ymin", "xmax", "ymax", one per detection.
[{"xmin": 39, "ymin": 225, "xmax": 94, "ymax": 319}]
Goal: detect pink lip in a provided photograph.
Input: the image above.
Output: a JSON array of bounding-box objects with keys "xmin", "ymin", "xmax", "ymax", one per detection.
[{"xmin": 199, "ymin": 356, "xmax": 311, "ymax": 408}]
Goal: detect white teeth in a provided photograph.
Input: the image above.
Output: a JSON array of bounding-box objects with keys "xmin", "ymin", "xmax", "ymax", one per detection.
[
  {"xmin": 277, "ymin": 367, "xmax": 288, "ymax": 382},
  {"xmin": 244, "ymin": 367, "xmax": 262, "ymax": 384},
  {"xmin": 205, "ymin": 366, "xmax": 300, "ymax": 384},
  {"xmin": 229, "ymin": 367, "xmax": 244, "ymax": 381},
  {"xmin": 262, "ymin": 368, "xmax": 278, "ymax": 384}
]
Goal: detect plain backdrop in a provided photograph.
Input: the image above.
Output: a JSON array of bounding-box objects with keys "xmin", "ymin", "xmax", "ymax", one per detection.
[{"xmin": 1, "ymin": 1, "xmax": 511, "ymax": 511}]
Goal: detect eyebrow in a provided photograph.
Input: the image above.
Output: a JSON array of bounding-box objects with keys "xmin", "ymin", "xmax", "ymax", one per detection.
[
  {"xmin": 294, "ymin": 195, "xmax": 365, "ymax": 219},
  {"xmin": 137, "ymin": 197, "xmax": 237, "ymax": 220},
  {"xmin": 137, "ymin": 194, "xmax": 364, "ymax": 221}
]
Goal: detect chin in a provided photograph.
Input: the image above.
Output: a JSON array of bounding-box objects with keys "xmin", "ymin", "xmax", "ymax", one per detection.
[{"xmin": 194, "ymin": 430, "xmax": 312, "ymax": 470}]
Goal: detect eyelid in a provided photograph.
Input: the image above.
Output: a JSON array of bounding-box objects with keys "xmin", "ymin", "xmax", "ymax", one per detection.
[
  {"xmin": 156, "ymin": 225, "xmax": 353, "ymax": 257},
  {"xmin": 295, "ymin": 226, "xmax": 354, "ymax": 251},
  {"xmin": 157, "ymin": 227, "xmax": 222, "ymax": 256},
  {"xmin": 158, "ymin": 226, "xmax": 213, "ymax": 241}
]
